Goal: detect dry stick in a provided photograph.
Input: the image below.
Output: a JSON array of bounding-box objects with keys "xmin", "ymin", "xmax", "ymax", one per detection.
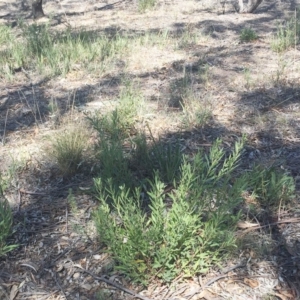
[
  {"xmin": 187, "ymin": 261, "xmax": 246, "ymax": 300},
  {"xmin": 19, "ymin": 188, "xmax": 46, "ymax": 196},
  {"xmin": 2, "ymin": 109, "xmax": 9, "ymax": 145},
  {"xmin": 32, "ymin": 85, "xmax": 43, "ymax": 125},
  {"xmin": 17, "ymin": 189, "xmax": 21, "ymax": 212},
  {"xmin": 241, "ymin": 217, "xmax": 300, "ymax": 234},
  {"xmin": 65, "ymin": 205, "xmax": 68, "ymax": 233},
  {"xmin": 75, "ymin": 266, "xmax": 153, "ymax": 300},
  {"xmin": 54, "ymin": 272, "xmax": 68, "ymax": 300}
]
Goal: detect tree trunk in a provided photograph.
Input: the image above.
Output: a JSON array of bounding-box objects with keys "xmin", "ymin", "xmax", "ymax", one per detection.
[
  {"xmin": 32, "ymin": 0, "xmax": 44, "ymax": 19},
  {"xmin": 235, "ymin": 0, "xmax": 263, "ymax": 13}
]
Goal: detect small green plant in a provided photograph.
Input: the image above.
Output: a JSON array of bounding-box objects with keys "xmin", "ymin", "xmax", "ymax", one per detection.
[
  {"xmin": 137, "ymin": 29, "xmax": 170, "ymax": 48},
  {"xmin": 94, "ymin": 138, "xmax": 247, "ymax": 284},
  {"xmin": 133, "ymin": 132, "xmax": 183, "ymax": 183},
  {"xmin": 96, "ymin": 290, "xmax": 111, "ymax": 300},
  {"xmin": 271, "ymin": 12, "xmax": 300, "ymax": 52},
  {"xmin": 88, "ymin": 82, "xmax": 143, "ymax": 188},
  {"xmin": 67, "ymin": 189, "xmax": 93, "ymax": 237},
  {"xmin": 88, "ymin": 109, "xmax": 134, "ymax": 189},
  {"xmin": 68, "ymin": 189, "xmax": 79, "ymax": 216},
  {"xmin": 246, "ymin": 165, "xmax": 295, "ymax": 208},
  {"xmin": 88, "ymin": 82, "xmax": 143, "ymax": 140},
  {"xmin": 177, "ymin": 25, "xmax": 198, "ymax": 49},
  {"xmin": 0, "ymin": 172, "xmax": 9, "ymax": 196},
  {"xmin": 240, "ymin": 27, "xmax": 258, "ymax": 42},
  {"xmin": 243, "ymin": 67, "xmax": 252, "ymax": 90},
  {"xmin": 274, "ymin": 55, "xmax": 287, "ymax": 83},
  {"xmin": 49, "ymin": 122, "xmax": 89, "ymax": 177},
  {"xmin": 0, "ymin": 156, "xmax": 26, "ymax": 193},
  {"xmin": 180, "ymin": 92, "xmax": 212, "ymax": 128},
  {"xmin": 0, "ymin": 198, "xmax": 17, "ymax": 257},
  {"xmin": 0, "ymin": 22, "xmax": 130, "ymax": 79},
  {"xmin": 0, "ymin": 24, "xmax": 12, "ymax": 46},
  {"xmin": 48, "ymin": 98, "xmax": 59, "ymax": 115},
  {"xmin": 138, "ymin": 0, "xmax": 156, "ymax": 12},
  {"xmin": 199, "ymin": 63, "xmax": 210, "ymax": 87},
  {"xmin": 116, "ymin": 80, "xmax": 144, "ymax": 130},
  {"xmin": 169, "ymin": 68, "xmax": 193, "ymax": 107}
]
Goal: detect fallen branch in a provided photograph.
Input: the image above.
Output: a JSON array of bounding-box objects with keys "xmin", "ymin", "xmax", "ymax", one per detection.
[
  {"xmin": 237, "ymin": 217, "xmax": 300, "ymax": 234},
  {"xmin": 19, "ymin": 188, "xmax": 46, "ymax": 196},
  {"xmin": 75, "ymin": 266, "xmax": 153, "ymax": 300},
  {"xmin": 187, "ymin": 261, "xmax": 246, "ymax": 300}
]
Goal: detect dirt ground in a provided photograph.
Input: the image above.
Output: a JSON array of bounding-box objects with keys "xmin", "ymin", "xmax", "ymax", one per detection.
[{"xmin": 1, "ymin": 0, "xmax": 300, "ymax": 299}]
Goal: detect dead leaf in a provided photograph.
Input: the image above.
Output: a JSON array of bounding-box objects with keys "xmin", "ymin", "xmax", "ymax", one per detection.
[
  {"xmin": 10, "ymin": 285, "xmax": 18, "ymax": 300},
  {"xmin": 270, "ymin": 292, "xmax": 288, "ymax": 300},
  {"xmin": 237, "ymin": 221, "xmax": 258, "ymax": 229},
  {"xmin": 274, "ymin": 289, "xmax": 295, "ymax": 299},
  {"xmin": 20, "ymin": 262, "xmax": 38, "ymax": 273},
  {"xmin": 243, "ymin": 278, "xmax": 259, "ymax": 288},
  {"xmin": 198, "ymin": 289, "xmax": 217, "ymax": 300}
]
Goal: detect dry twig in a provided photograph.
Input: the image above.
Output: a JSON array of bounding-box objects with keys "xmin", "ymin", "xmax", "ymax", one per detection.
[{"xmin": 74, "ymin": 266, "xmax": 153, "ymax": 300}]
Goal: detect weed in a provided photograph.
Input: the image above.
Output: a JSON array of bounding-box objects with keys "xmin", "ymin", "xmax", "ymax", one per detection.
[
  {"xmin": 199, "ymin": 63, "xmax": 210, "ymax": 87},
  {"xmin": 180, "ymin": 91, "xmax": 212, "ymax": 128},
  {"xmin": 138, "ymin": 0, "xmax": 156, "ymax": 12},
  {"xmin": 67, "ymin": 189, "xmax": 94, "ymax": 238},
  {"xmin": 88, "ymin": 107, "xmax": 134, "ymax": 188},
  {"xmin": 138, "ymin": 29, "xmax": 170, "ymax": 48},
  {"xmin": 48, "ymin": 98, "xmax": 59, "ymax": 115},
  {"xmin": 133, "ymin": 132, "xmax": 183, "ymax": 183},
  {"xmin": 177, "ymin": 25, "xmax": 198, "ymax": 49},
  {"xmin": 240, "ymin": 27, "xmax": 258, "ymax": 42},
  {"xmin": 49, "ymin": 122, "xmax": 89, "ymax": 177},
  {"xmin": 271, "ymin": 12, "xmax": 300, "ymax": 52},
  {"xmin": 0, "ymin": 22, "xmax": 130, "ymax": 79},
  {"xmin": 88, "ymin": 82, "xmax": 144, "ymax": 188},
  {"xmin": 0, "ymin": 197, "xmax": 17, "ymax": 257},
  {"xmin": 170, "ymin": 68, "xmax": 193, "ymax": 107},
  {"xmin": 273, "ymin": 55, "xmax": 287, "ymax": 83},
  {"xmin": 0, "ymin": 24, "xmax": 12, "ymax": 46},
  {"xmin": 93, "ymin": 138, "xmax": 246, "ymax": 284},
  {"xmin": 245, "ymin": 165, "xmax": 295, "ymax": 209},
  {"xmin": 0, "ymin": 156, "xmax": 27, "ymax": 193},
  {"xmin": 96, "ymin": 290, "xmax": 111, "ymax": 300},
  {"xmin": 243, "ymin": 67, "xmax": 252, "ymax": 90},
  {"xmin": 88, "ymin": 82, "xmax": 143, "ymax": 140}
]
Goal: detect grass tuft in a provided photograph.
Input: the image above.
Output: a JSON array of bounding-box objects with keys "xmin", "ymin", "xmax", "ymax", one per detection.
[
  {"xmin": 245, "ymin": 165, "xmax": 295, "ymax": 209},
  {"xmin": 0, "ymin": 22, "xmax": 130, "ymax": 79},
  {"xmin": 240, "ymin": 27, "xmax": 258, "ymax": 42},
  {"xmin": 0, "ymin": 180, "xmax": 18, "ymax": 257},
  {"xmin": 138, "ymin": 0, "xmax": 156, "ymax": 12},
  {"xmin": 271, "ymin": 11, "xmax": 300, "ymax": 52},
  {"xmin": 88, "ymin": 82, "xmax": 143, "ymax": 188},
  {"xmin": 49, "ymin": 121, "xmax": 89, "ymax": 177}
]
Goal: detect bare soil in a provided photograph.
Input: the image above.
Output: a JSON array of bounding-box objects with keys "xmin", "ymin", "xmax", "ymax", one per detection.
[{"xmin": 1, "ymin": 0, "xmax": 300, "ymax": 299}]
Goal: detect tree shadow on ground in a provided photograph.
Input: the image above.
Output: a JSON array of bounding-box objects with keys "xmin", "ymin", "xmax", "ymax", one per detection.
[{"xmin": 231, "ymin": 82, "xmax": 300, "ymax": 296}]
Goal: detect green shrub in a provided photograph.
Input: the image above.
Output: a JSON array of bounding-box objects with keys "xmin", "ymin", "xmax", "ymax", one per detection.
[{"xmin": 93, "ymin": 138, "xmax": 246, "ymax": 284}]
